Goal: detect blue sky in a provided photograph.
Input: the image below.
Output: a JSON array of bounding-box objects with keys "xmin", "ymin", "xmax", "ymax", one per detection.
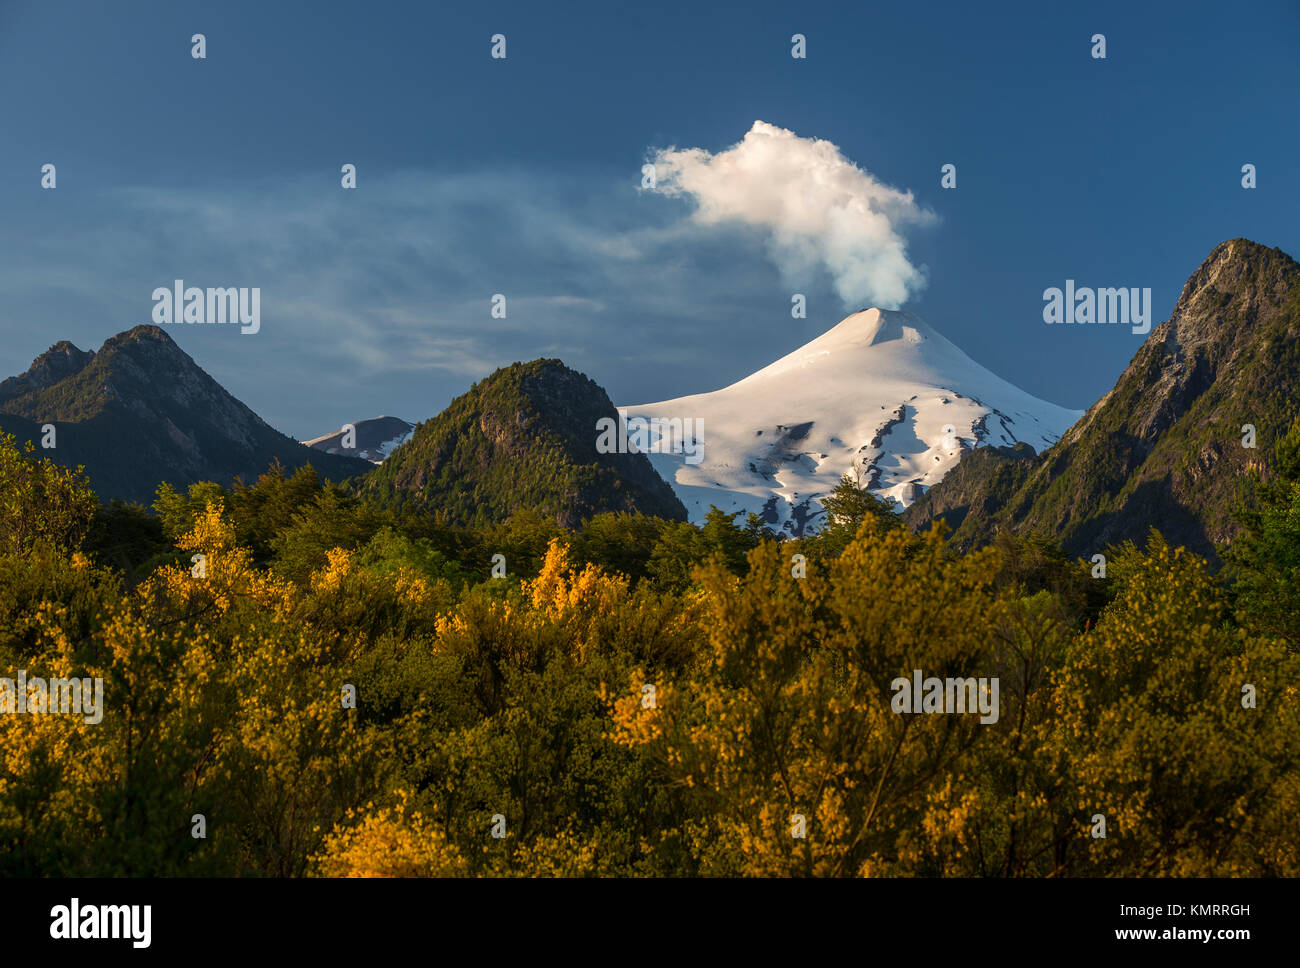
[{"xmin": 1, "ymin": 0, "xmax": 1297, "ymax": 439}]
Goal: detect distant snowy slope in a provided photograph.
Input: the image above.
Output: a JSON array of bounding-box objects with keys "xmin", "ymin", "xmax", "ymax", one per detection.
[
  {"xmin": 304, "ymin": 415, "xmax": 415, "ymax": 464},
  {"xmin": 622, "ymin": 308, "xmax": 1081, "ymax": 535}
]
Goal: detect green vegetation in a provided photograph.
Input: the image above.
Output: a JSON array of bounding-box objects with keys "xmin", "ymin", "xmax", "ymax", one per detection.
[
  {"xmin": 1225, "ymin": 415, "xmax": 1300, "ymax": 647},
  {"xmin": 1, "ymin": 430, "xmax": 1295, "ymax": 877},
  {"xmin": 359, "ymin": 359, "xmax": 687, "ymax": 528}
]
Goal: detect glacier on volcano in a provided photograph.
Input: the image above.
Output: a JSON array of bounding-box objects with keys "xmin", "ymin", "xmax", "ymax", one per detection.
[{"xmin": 621, "ymin": 308, "xmax": 1081, "ymax": 536}]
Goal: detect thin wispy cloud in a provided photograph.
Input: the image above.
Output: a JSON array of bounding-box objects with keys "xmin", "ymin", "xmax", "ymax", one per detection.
[{"xmin": 0, "ymin": 163, "xmax": 820, "ymax": 435}]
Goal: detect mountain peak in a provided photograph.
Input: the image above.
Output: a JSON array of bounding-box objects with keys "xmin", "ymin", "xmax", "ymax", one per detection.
[
  {"xmin": 626, "ymin": 308, "xmax": 1079, "ymax": 534},
  {"xmin": 119, "ymin": 323, "xmax": 175, "ymax": 341},
  {"xmin": 820, "ymin": 308, "xmax": 928, "ymax": 349},
  {"xmin": 362, "ymin": 358, "xmax": 687, "ymax": 528},
  {"xmin": 0, "ymin": 338, "xmax": 96, "ymax": 405},
  {"xmin": 0, "ymin": 324, "xmax": 371, "ymax": 502},
  {"xmin": 100, "ymin": 324, "xmax": 183, "ymax": 356},
  {"xmin": 1174, "ymin": 238, "xmax": 1300, "ymax": 324},
  {"xmin": 304, "ymin": 415, "xmax": 415, "ymax": 464},
  {"xmin": 907, "ymin": 238, "xmax": 1300, "ymax": 560}
]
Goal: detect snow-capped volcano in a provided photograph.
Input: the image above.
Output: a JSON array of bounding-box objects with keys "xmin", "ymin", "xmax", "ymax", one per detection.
[
  {"xmin": 622, "ymin": 308, "xmax": 1082, "ymax": 535},
  {"xmin": 304, "ymin": 415, "xmax": 415, "ymax": 464}
]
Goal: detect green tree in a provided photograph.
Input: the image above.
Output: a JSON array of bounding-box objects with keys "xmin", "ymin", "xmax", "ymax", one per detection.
[
  {"xmin": 82, "ymin": 500, "xmax": 172, "ymax": 585},
  {"xmin": 811, "ymin": 468, "xmax": 903, "ymax": 558},
  {"xmin": 0, "ymin": 432, "xmax": 98, "ymax": 556},
  {"xmin": 1226, "ymin": 415, "xmax": 1300, "ymax": 645},
  {"xmin": 1047, "ymin": 534, "xmax": 1299, "ymax": 875},
  {"xmin": 616, "ymin": 519, "xmax": 1009, "ymax": 876},
  {"xmin": 572, "ymin": 511, "xmax": 669, "ymax": 582}
]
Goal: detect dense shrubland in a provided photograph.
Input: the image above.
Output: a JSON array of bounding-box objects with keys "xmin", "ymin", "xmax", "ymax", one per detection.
[{"xmin": 0, "ymin": 427, "xmax": 1296, "ymax": 877}]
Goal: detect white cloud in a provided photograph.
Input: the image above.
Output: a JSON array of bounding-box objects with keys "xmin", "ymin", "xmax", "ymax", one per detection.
[{"xmin": 649, "ymin": 120, "xmax": 936, "ymax": 309}]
